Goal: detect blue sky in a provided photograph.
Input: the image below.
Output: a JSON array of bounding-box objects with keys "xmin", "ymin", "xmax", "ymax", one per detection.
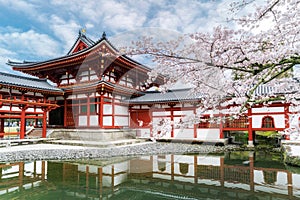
[{"xmin": 0, "ymin": 0, "xmax": 241, "ymax": 75}]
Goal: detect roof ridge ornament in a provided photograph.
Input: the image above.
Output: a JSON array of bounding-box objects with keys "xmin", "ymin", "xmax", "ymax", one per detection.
[
  {"xmin": 102, "ymin": 31, "xmax": 106, "ymax": 39},
  {"xmin": 80, "ymin": 28, "xmax": 86, "ymax": 36}
]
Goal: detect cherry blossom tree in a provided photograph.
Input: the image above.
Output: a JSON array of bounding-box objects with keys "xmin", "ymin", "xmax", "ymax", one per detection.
[{"xmin": 125, "ymin": 0, "xmax": 300, "ymax": 118}]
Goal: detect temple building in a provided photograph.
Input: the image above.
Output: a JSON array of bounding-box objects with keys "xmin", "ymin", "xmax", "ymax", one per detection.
[{"xmin": 4, "ymin": 31, "xmax": 297, "ymax": 145}]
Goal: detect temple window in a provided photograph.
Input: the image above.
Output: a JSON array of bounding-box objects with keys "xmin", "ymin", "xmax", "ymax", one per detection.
[
  {"xmin": 262, "ymin": 116, "xmax": 275, "ymax": 128},
  {"xmin": 224, "ymin": 115, "xmax": 248, "ymax": 128}
]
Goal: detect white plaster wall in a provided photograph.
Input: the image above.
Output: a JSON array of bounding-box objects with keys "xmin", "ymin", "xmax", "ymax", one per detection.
[
  {"xmin": 103, "ymin": 104, "xmax": 112, "ymax": 114},
  {"xmin": 173, "ymin": 129, "xmax": 194, "ymax": 139},
  {"xmin": 115, "ymin": 105, "xmax": 128, "ymax": 115},
  {"xmin": 78, "ymin": 116, "xmax": 87, "ymax": 126},
  {"xmin": 90, "ymin": 115, "xmax": 98, "ymax": 126},
  {"xmin": 252, "ymin": 106, "xmax": 284, "ymax": 113},
  {"xmin": 27, "ymin": 108, "xmax": 34, "ymax": 112},
  {"xmin": 197, "ymin": 156, "xmax": 220, "ymax": 166},
  {"xmin": 114, "ymin": 173, "xmax": 128, "ymax": 186},
  {"xmin": 152, "ymin": 111, "xmax": 171, "ymax": 116},
  {"xmin": 173, "ymin": 155, "xmax": 194, "ymax": 163},
  {"xmin": 113, "ymin": 161, "xmax": 129, "ymax": 174},
  {"xmin": 197, "ymin": 129, "xmax": 220, "ymax": 140},
  {"xmin": 103, "ymin": 116, "xmax": 112, "ymax": 126},
  {"xmin": 252, "ymin": 115, "xmax": 285, "ymax": 128},
  {"xmin": 77, "ymin": 94, "xmax": 86, "ymax": 98},
  {"xmin": 11, "ymin": 107, "xmax": 21, "ymax": 111},
  {"xmin": 173, "ymin": 110, "xmax": 194, "ymax": 115},
  {"xmin": 293, "ymin": 174, "xmax": 300, "ymax": 188},
  {"xmin": 115, "ymin": 116, "xmax": 128, "ymax": 126}
]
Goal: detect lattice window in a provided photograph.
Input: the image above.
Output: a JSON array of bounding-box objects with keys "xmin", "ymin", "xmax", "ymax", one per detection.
[
  {"xmin": 198, "ymin": 116, "xmax": 219, "ymax": 128},
  {"xmin": 224, "ymin": 115, "xmax": 248, "ymax": 128},
  {"xmin": 262, "ymin": 116, "xmax": 275, "ymax": 128}
]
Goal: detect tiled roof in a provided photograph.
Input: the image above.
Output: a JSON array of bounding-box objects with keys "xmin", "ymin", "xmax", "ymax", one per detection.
[
  {"xmin": 0, "ymin": 72, "xmax": 63, "ymax": 93},
  {"xmin": 127, "ymin": 89, "xmax": 203, "ymax": 104},
  {"xmin": 7, "ymin": 32, "xmax": 153, "ymax": 72}
]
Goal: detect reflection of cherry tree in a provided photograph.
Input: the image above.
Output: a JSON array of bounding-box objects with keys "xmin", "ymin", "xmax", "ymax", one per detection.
[{"xmin": 125, "ymin": 1, "xmax": 300, "ymax": 117}]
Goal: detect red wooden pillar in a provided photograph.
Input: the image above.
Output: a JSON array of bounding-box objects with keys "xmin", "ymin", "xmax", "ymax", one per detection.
[
  {"xmin": 0, "ymin": 118, "xmax": 4, "ymax": 133},
  {"xmin": 171, "ymin": 155, "xmax": 174, "ymax": 182},
  {"xmin": 42, "ymin": 108, "xmax": 47, "ymax": 138},
  {"xmin": 98, "ymin": 167, "xmax": 103, "ymax": 199},
  {"xmin": 99, "ymin": 95, "xmax": 104, "ymax": 128},
  {"xmin": 249, "ymin": 152, "xmax": 255, "ymax": 192},
  {"xmin": 87, "ymin": 94, "xmax": 90, "ymax": 127},
  {"xmin": 20, "ymin": 106, "xmax": 27, "ymax": 139},
  {"xmin": 247, "ymin": 107, "xmax": 254, "ymax": 147},
  {"xmin": 284, "ymin": 104, "xmax": 290, "ymax": 129},
  {"xmin": 41, "ymin": 161, "xmax": 46, "ymax": 181},
  {"xmin": 170, "ymin": 108, "xmax": 174, "ymax": 138},
  {"xmin": 287, "ymin": 171, "xmax": 293, "ymax": 198},
  {"xmin": 193, "ymin": 108, "xmax": 197, "ymax": 139},
  {"xmin": 112, "ymin": 96, "xmax": 115, "ymax": 128},
  {"xmin": 220, "ymin": 156, "xmax": 225, "ymax": 187},
  {"xmin": 219, "ymin": 113, "xmax": 224, "ymax": 139},
  {"xmin": 194, "ymin": 155, "xmax": 198, "ymax": 184},
  {"xmin": 64, "ymin": 96, "xmax": 67, "ymax": 127}
]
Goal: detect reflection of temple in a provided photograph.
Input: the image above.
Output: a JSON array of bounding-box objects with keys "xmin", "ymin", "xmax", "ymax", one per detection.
[{"xmin": 0, "ymin": 153, "xmax": 299, "ymax": 199}]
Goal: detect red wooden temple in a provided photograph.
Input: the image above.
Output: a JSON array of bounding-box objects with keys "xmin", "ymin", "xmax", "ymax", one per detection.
[{"xmin": 5, "ymin": 30, "xmax": 294, "ymax": 145}]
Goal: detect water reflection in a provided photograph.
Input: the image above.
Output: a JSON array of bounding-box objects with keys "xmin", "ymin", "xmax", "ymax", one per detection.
[{"xmin": 0, "ymin": 152, "xmax": 299, "ymax": 199}]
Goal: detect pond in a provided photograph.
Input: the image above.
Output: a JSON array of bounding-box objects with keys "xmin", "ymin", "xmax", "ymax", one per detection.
[{"xmin": 0, "ymin": 151, "xmax": 299, "ymax": 199}]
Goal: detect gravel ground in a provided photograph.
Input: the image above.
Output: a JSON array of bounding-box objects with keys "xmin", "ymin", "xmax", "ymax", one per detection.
[{"xmin": 0, "ymin": 142, "xmax": 240, "ymax": 162}]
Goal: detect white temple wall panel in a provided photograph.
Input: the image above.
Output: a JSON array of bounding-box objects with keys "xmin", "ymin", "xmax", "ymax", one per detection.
[
  {"xmin": 69, "ymin": 79, "xmax": 76, "ymax": 84},
  {"xmin": 173, "ymin": 129, "xmax": 194, "ymax": 139},
  {"xmin": 114, "ymin": 116, "xmax": 129, "ymax": 126},
  {"xmin": 81, "ymin": 76, "xmax": 88, "ymax": 81},
  {"xmin": 90, "ymin": 115, "xmax": 98, "ymax": 126},
  {"xmin": 76, "ymin": 94, "xmax": 86, "ymax": 98},
  {"xmin": 11, "ymin": 107, "xmax": 21, "ymax": 112},
  {"xmin": 293, "ymin": 174, "xmax": 300, "ymax": 188},
  {"xmin": 173, "ymin": 110, "xmax": 194, "ymax": 115},
  {"xmin": 197, "ymin": 129, "xmax": 220, "ymax": 140},
  {"xmin": 113, "ymin": 161, "xmax": 128, "ymax": 174},
  {"xmin": 103, "ymin": 104, "xmax": 112, "ymax": 114},
  {"xmin": 35, "ymin": 108, "xmax": 42, "ymax": 112},
  {"xmin": 0, "ymin": 106, "xmax": 10, "ymax": 111},
  {"xmin": 103, "ymin": 116, "xmax": 112, "ymax": 126},
  {"xmin": 252, "ymin": 114, "xmax": 285, "ymax": 128},
  {"xmin": 197, "ymin": 156, "xmax": 220, "ymax": 166},
  {"xmin": 173, "ymin": 155, "xmax": 194, "ymax": 163},
  {"xmin": 252, "ymin": 106, "xmax": 284, "ymax": 113},
  {"xmin": 78, "ymin": 116, "xmax": 87, "ymax": 126},
  {"xmin": 152, "ymin": 111, "xmax": 171, "ymax": 116},
  {"xmin": 27, "ymin": 108, "xmax": 34, "ymax": 112},
  {"xmin": 114, "ymin": 105, "xmax": 128, "ymax": 115},
  {"xmin": 114, "ymin": 173, "xmax": 128, "ymax": 186},
  {"xmin": 61, "ymin": 80, "xmax": 68, "ymax": 84}
]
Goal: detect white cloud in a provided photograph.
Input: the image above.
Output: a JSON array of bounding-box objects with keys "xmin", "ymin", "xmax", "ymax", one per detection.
[
  {"xmin": 49, "ymin": 15, "xmax": 81, "ymax": 53},
  {"xmin": 0, "ymin": 30, "xmax": 60, "ymax": 59}
]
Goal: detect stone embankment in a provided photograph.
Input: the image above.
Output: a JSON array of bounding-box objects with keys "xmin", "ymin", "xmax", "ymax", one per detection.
[{"xmin": 0, "ymin": 142, "xmax": 239, "ymax": 162}]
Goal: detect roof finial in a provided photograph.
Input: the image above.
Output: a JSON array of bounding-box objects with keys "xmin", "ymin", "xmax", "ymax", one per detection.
[
  {"xmin": 102, "ymin": 31, "xmax": 106, "ymax": 39},
  {"xmin": 80, "ymin": 27, "xmax": 86, "ymax": 35}
]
